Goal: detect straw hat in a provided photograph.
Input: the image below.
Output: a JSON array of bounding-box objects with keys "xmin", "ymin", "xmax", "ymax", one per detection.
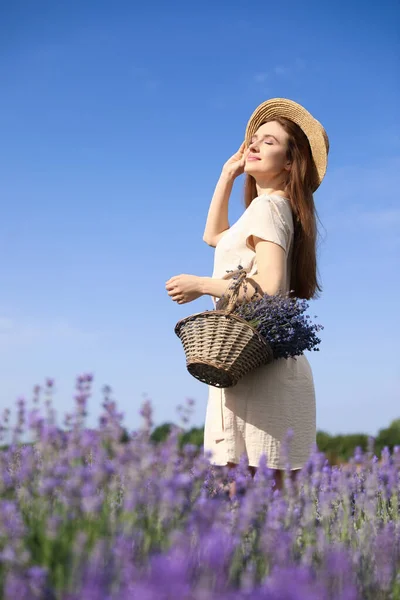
[{"xmin": 245, "ymin": 98, "xmax": 329, "ymax": 191}]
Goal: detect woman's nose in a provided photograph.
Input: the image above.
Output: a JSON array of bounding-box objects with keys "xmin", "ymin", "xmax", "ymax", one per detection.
[{"xmin": 249, "ymin": 140, "xmax": 259, "ymax": 152}]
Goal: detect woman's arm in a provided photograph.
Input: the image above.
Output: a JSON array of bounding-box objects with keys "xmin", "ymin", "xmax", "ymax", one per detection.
[
  {"xmin": 200, "ymin": 237, "xmax": 286, "ymax": 300},
  {"xmin": 202, "ymin": 173, "xmax": 233, "ymax": 246},
  {"xmin": 203, "ymin": 142, "xmax": 248, "ymax": 246},
  {"xmin": 166, "ymin": 237, "xmax": 285, "ymax": 305}
]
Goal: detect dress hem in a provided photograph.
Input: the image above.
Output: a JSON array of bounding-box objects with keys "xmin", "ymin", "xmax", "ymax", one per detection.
[{"xmin": 207, "ymin": 457, "xmax": 305, "ymax": 470}]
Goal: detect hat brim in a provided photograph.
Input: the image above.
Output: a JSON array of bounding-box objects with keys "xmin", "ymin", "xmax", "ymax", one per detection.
[{"xmin": 245, "ymin": 98, "xmax": 329, "ymax": 192}]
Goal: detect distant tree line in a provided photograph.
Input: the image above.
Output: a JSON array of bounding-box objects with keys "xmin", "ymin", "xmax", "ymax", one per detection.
[{"xmin": 2, "ymin": 418, "xmax": 399, "ymax": 465}]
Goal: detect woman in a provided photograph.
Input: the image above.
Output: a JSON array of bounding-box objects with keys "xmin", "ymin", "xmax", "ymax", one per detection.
[{"xmin": 166, "ymin": 98, "xmax": 329, "ymax": 491}]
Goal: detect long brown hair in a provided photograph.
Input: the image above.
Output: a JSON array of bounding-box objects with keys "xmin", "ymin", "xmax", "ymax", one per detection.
[{"xmin": 244, "ymin": 117, "xmax": 323, "ymax": 300}]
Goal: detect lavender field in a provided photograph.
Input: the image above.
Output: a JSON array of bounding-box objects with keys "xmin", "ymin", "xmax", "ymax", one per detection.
[{"xmin": 0, "ymin": 374, "xmax": 399, "ymax": 599}]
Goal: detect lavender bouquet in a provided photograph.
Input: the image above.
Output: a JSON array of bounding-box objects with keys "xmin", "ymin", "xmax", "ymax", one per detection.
[{"xmin": 219, "ymin": 266, "xmax": 324, "ymax": 360}]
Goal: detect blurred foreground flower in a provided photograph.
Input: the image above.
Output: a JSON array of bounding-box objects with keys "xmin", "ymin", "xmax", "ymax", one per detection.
[{"xmin": 0, "ymin": 374, "xmax": 398, "ymax": 599}]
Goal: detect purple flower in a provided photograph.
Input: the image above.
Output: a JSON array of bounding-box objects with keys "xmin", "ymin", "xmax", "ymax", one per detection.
[
  {"xmin": 219, "ymin": 265, "xmax": 323, "ymax": 360},
  {"xmin": 0, "ymin": 372, "xmax": 399, "ymax": 599}
]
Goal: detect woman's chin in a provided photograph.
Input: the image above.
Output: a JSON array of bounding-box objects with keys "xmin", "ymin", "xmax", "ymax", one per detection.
[{"xmin": 244, "ymin": 163, "xmax": 262, "ymax": 176}]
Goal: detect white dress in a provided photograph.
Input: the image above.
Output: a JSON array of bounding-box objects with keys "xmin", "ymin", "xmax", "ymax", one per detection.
[{"xmin": 203, "ymin": 194, "xmax": 316, "ymax": 470}]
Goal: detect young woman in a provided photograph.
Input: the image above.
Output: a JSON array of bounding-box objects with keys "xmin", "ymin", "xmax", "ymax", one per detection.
[{"xmin": 166, "ymin": 98, "xmax": 329, "ymax": 491}]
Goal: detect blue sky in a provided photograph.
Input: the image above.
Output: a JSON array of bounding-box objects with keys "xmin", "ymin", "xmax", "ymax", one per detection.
[{"xmin": 0, "ymin": 0, "xmax": 399, "ymax": 441}]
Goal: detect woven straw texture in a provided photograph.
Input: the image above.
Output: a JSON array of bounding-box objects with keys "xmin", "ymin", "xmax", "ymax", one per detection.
[
  {"xmin": 245, "ymin": 97, "xmax": 329, "ymax": 192},
  {"xmin": 175, "ymin": 271, "xmax": 273, "ymax": 388},
  {"xmin": 175, "ymin": 311, "xmax": 273, "ymax": 388}
]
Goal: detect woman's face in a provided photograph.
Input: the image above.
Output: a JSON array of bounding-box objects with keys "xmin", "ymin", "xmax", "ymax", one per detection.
[{"xmin": 244, "ymin": 120, "xmax": 291, "ymax": 183}]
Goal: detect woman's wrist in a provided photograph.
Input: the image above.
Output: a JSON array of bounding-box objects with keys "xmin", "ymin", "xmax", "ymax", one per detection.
[
  {"xmin": 198, "ymin": 276, "xmax": 211, "ymax": 296},
  {"xmin": 219, "ymin": 169, "xmax": 236, "ymax": 184},
  {"xmin": 199, "ymin": 276, "xmax": 231, "ymax": 299}
]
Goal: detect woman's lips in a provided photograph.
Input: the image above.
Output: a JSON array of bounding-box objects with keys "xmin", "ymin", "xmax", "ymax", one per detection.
[{"xmin": 247, "ymin": 157, "xmax": 261, "ymax": 161}]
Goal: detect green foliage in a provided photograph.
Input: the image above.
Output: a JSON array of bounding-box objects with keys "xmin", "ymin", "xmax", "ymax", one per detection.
[
  {"xmin": 316, "ymin": 419, "xmax": 400, "ymax": 464},
  {"xmin": 179, "ymin": 427, "xmax": 204, "ymax": 450},
  {"xmin": 375, "ymin": 418, "xmax": 400, "ymax": 456},
  {"xmin": 150, "ymin": 423, "xmax": 204, "ymax": 454},
  {"xmin": 316, "ymin": 431, "xmax": 369, "ymax": 464},
  {"xmin": 119, "ymin": 428, "xmax": 130, "ymax": 443},
  {"xmin": 150, "ymin": 423, "xmax": 173, "ymax": 444}
]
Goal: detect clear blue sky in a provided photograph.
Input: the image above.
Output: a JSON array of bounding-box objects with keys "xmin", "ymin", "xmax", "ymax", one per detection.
[{"xmin": 0, "ymin": 0, "xmax": 399, "ymax": 440}]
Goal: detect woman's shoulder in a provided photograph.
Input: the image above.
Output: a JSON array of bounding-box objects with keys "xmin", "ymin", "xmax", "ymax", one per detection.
[{"xmin": 250, "ymin": 194, "xmax": 294, "ymax": 231}]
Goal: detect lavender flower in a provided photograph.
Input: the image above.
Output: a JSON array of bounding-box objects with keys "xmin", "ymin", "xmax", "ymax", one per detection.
[
  {"xmin": 0, "ymin": 373, "xmax": 398, "ymax": 599},
  {"xmin": 219, "ymin": 265, "xmax": 323, "ymax": 360}
]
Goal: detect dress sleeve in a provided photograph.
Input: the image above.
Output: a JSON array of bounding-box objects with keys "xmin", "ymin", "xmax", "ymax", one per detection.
[{"xmin": 245, "ymin": 196, "xmax": 291, "ymax": 253}]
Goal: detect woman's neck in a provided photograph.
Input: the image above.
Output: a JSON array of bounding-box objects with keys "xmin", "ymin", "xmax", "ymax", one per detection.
[{"xmin": 256, "ymin": 185, "xmax": 289, "ymax": 200}]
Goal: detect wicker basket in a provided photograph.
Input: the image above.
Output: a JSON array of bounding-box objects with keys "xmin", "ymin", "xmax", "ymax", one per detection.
[{"xmin": 174, "ymin": 270, "xmax": 274, "ymax": 388}]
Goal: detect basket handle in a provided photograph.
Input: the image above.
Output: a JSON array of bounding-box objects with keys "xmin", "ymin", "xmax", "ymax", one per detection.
[{"xmin": 224, "ymin": 269, "xmax": 248, "ymax": 315}]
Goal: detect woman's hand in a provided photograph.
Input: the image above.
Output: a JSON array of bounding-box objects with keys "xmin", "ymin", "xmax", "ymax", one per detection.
[
  {"xmin": 222, "ymin": 141, "xmax": 249, "ymax": 180},
  {"xmin": 165, "ymin": 274, "xmax": 204, "ymax": 305}
]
